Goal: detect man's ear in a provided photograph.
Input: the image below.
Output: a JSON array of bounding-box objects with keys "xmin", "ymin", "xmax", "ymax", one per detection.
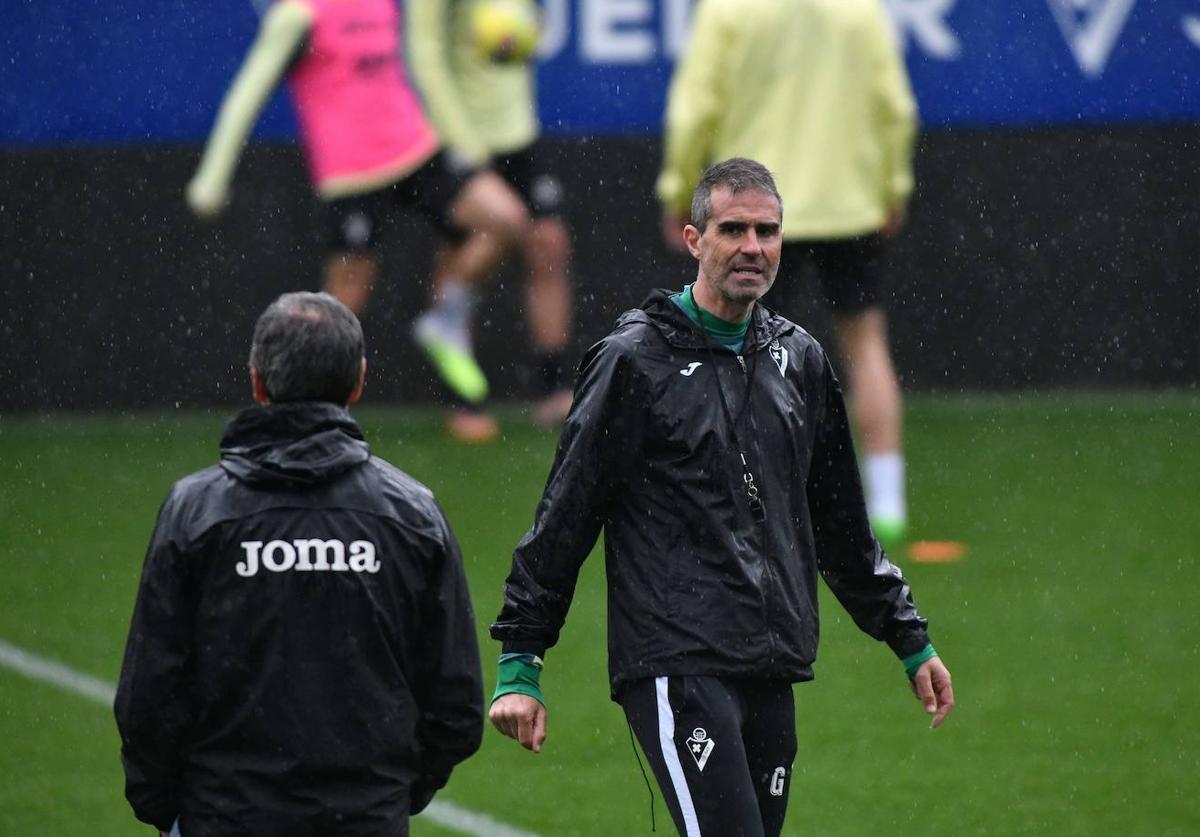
[
  {"xmin": 347, "ymin": 358, "xmax": 367, "ymax": 406},
  {"xmin": 250, "ymin": 366, "xmax": 270, "ymax": 405},
  {"xmin": 682, "ymin": 224, "xmax": 703, "ymax": 259}
]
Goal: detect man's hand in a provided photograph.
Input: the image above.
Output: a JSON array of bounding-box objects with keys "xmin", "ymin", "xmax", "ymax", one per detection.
[
  {"xmin": 911, "ymin": 656, "xmax": 955, "ymax": 728},
  {"xmin": 881, "ymin": 206, "xmax": 906, "ymax": 239},
  {"xmin": 489, "ymin": 693, "xmax": 547, "ymax": 753},
  {"xmin": 661, "ymin": 210, "xmax": 689, "ymax": 252},
  {"xmin": 185, "ymin": 175, "xmax": 228, "ymax": 220}
]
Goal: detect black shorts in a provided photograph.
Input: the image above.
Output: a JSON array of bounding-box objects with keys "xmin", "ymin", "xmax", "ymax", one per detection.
[
  {"xmin": 322, "ymin": 149, "xmax": 474, "ymax": 252},
  {"xmin": 775, "ymin": 235, "xmax": 887, "ymax": 313},
  {"xmin": 492, "ymin": 141, "xmax": 564, "ymax": 219},
  {"xmin": 620, "ymin": 675, "xmax": 797, "ymax": 837}
]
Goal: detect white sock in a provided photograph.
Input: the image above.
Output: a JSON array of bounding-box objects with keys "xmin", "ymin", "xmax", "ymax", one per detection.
[
  {"xmin": 424, "ymin": 280, "xmax": 475, "ymax": 351},
  {"xmin": 864, "ymin": 452, "xmax": 906, "ymax": 522}
]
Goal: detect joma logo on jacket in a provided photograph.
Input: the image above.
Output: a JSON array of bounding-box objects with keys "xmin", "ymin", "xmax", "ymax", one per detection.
[{"xmin": 236, "ymin": 539, "xmax": 379, "ymax": 577}]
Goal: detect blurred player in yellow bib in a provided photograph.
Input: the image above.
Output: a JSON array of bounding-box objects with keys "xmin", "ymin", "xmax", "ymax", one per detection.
[{"xmin": 408, "ymin": 0, "xmax": 576, "ymax": 439}]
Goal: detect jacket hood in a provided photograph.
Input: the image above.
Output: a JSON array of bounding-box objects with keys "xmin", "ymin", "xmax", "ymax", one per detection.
[
  {"xmin": 622, "ymin": 288, "xmax": 794, "ymax": 351},
  {"xmin": 219, "ymin": 402, "xmax": 370, "ymax": 487}
]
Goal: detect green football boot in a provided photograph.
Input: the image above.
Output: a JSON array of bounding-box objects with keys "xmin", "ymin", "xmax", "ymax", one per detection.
[
  {"xmin": 872, "ymin": 516, "xmax": 908, "ymax": 551},
  {"xmin": 413, "ymin": 313, "xmax": 489, "ymax": 404}
]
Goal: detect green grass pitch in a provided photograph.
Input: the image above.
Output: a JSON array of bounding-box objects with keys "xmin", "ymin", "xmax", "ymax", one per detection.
[{"xmin": 1, "ymin": 392, "xmax": 1197, "ymax": 835}]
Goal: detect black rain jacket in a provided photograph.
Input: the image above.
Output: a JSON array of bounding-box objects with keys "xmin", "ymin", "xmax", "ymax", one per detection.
[
  {"xmin": 115, "ymin": 403, "xmax": 483, "ymax": 836},
  {"xmin": 492, "ymin": 290, "xmax": 930, "ymax": 696}
]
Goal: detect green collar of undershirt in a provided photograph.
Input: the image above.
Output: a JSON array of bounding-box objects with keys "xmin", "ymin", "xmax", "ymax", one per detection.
[{"xmin": 671, "ymin": 284, "xmax": 750, "ymax": 351}]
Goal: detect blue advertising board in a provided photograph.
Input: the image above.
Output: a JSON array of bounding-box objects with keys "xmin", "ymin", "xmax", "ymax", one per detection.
[{"xmin": 2, "ymin": 0, "xmax": 1198, "ymax": 145}]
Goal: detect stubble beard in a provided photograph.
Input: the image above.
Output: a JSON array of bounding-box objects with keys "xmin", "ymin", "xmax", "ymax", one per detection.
[{"xmin": 719, "ymin": 267, "xmax": 775, "ymax": 306}]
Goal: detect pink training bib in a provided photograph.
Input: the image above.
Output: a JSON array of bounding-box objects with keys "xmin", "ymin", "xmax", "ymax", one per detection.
[{"xmin": 288, "ymin": 0, "xmax": 438, "ymax": 188}]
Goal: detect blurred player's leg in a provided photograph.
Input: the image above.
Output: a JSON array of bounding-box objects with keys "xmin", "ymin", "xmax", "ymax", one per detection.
[
  {"xmin": 321, "ymin": 194, "xmax": 385, "ymax": 315},
  {"xmin": 832, "ymin": 306, "xmax": 907, "ymax": 543},
  {"xmin": 810, "ymin": 236, "xmax": 907, "ymax": 544},
  {"xmin": 524, "ymin": 216, "xmax": 574, "ymax": 426},
  {"xmin": 324, "ymin": 252, "xmax": 377, "ymax": 316},
  {"xmin": 442, "ymin": 169, "xmax": 529, "ymax": 289},
  {"xmin": 414, "ymin": 167, "xmax": 528, "ymax": 442},
  {"xmin": 492, "ymin": 145, "xmax": 575, "ymax": 427},
  {"xmin": 416, "ymin": 247, "xmax": 484, "ymax": 397},
  {"xmin": 416, "ymin": 245, "xmax": 496, "ymax": 443}
]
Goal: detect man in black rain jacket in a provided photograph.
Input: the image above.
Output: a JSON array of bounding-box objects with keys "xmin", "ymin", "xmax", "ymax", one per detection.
[
  {"xmin": 115, "ymin": 292, "xmax": 483, "ymax": 837},
  {"xmin": 489, "ymin": 159, "xmax": 954, "ymax": 836}
]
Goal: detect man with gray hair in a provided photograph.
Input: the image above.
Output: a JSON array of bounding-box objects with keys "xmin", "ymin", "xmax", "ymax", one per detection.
[
  {"xmin": 116, "ymin": 292, "xmax": 483, "ymax": 836},
  {"xmin": 490, "ymin": 160, "xmax": 953, "ymax": 836}
]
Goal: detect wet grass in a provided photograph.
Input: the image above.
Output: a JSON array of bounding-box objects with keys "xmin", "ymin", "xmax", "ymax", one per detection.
[{"xmin": 1, "ymin": 391, "xmax": 1197, "ymax": 835}]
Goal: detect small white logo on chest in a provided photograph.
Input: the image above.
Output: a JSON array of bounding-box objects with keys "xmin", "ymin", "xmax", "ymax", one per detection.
[
  {"xmin": 679, "ymin": 362, "xmax": 703, "ymax": 377},
  {"xmin": 768, "ymin": 340, "xmax": 788, "ymax": 377}
]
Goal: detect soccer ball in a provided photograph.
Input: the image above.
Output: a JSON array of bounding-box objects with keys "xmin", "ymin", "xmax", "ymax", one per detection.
[{"xmin": 468, "ymin": 0, "xmax": 540, "ymax": 64}]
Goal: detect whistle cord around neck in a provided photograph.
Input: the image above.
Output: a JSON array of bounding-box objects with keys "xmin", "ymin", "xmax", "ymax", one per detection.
[{"xmin": 701, "ymin": 322, "xmax": 766, "ymax": 521}]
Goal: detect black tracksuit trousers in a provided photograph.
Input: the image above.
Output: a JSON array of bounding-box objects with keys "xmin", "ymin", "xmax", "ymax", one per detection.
[{"xmin": 620, "ymin": 676, "xmax": 797, "ymax": 837}]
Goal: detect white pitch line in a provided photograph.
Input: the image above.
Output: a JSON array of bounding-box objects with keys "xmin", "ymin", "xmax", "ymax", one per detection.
[
  {"xmin": 420, "ymin": 800, "xmax": 539, "ymax": 837},
  {"xmin": 0, "ymin": 638, "xmax": 538, "ymax": 837},
  {"xmin": 0, "ymin": 638, "xmax": 117, "ymax": 705}
]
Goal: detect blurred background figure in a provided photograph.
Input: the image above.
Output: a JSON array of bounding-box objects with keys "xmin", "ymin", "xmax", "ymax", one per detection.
[
  {"xmin": 407, "ymin": 0, "xmax": 576, "ymax": 433},
  {"xmin": 185, "ymin": 0, "xmax": 528, "ymax": 442},
  {"xmin": 657, "ymin": 0, "xmax": 917, "ymax": 546}
]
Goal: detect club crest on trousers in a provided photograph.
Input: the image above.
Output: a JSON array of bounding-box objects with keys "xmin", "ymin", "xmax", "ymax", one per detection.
[{"xmin": 686, "ymin": 727, "xmax": 715, "ymax": 771}]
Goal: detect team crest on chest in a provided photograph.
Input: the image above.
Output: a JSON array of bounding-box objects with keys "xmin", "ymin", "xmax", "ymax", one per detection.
[
  {"xmin": 686, "ymin": 727, "xmax": 715, "ymax": 771},
  {"xmin": 769, "ymin": 340, "xmax": 789, "ymax": 377}
]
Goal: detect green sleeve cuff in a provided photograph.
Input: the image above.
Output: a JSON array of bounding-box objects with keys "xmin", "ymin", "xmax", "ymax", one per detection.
[
  {"xmin": 902, "ymin": 643, "xmax": 938, "ymax": 679},
  {"xmin": 492, "ymin": 653, "xmax": 545, "ymax": 706}
]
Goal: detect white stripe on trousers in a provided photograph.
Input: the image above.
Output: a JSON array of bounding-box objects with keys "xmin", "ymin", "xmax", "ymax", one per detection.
[{"xmin": 656, "ymin": 676, "xmax": 701, "ymax": 836}]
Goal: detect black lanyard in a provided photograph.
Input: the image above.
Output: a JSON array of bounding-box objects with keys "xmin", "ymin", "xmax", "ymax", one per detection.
[{"xmin": 702, "ymin": 330, "xmax": 766, "ymax": 523}]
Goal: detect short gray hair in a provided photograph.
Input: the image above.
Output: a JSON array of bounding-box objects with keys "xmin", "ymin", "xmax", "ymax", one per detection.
[
  {"xmin": 249, "ymin": 292, "xmax": 364, "ymax": 405},
  {"xmin": 690, "ymin": 158, "xmax": 783, "ymax": 232}
]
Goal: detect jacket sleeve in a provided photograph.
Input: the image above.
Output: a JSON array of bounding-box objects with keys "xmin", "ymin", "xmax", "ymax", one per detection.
[
  {"xmin": 655, "ymin": 0, "xmax": 729, "ymax": 214},
  {"xmin": 867, "ymin": 1, "xmax": 917, "ymax": 210},
  {"xmin": 405, "ymin": 0, "xmax": 490, "ymax": 164},
  {"xmin": 491, "ymin": 334, "xmax": 643, "ymax": 656},
  {"xmin": 113, "ymin": 488, "xmax": 199, "ymax": 831},
  {"xmin": 411, "ymin": 507, "xmax": 485, "ymax": 793},
  {"xmin": 805, "ymin": 352, "xmax": 929, "ymax": 659},
  {"xmin": 186, "ymin": 0, "xmax": 311, "ymax": 211}
]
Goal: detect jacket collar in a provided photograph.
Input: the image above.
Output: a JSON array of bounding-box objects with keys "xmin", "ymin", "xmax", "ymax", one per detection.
[
  {"xmin": 621, "ymin": 288, "xmax": 794, "ymax": 352},
  {"xmin": 219, "ymin": 402, "xmax": 370, "ymax": 487}
]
